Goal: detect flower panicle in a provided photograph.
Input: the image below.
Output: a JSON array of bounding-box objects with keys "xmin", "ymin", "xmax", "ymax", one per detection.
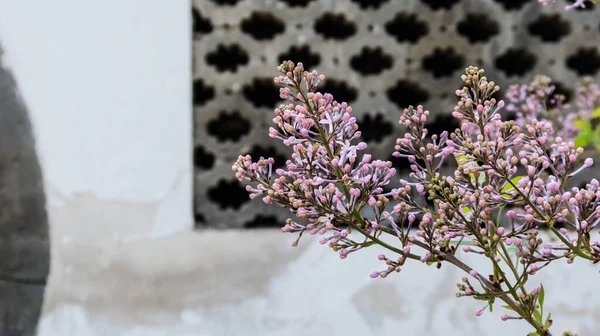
[{"xmin": 233, "ymin": 61, "xmax": 600, "ymax": 333}]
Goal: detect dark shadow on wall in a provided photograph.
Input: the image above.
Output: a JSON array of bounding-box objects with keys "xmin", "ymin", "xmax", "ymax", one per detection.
[{"xmin": 0, "ymin": 42, "xmax": 50, "ymax": 335}]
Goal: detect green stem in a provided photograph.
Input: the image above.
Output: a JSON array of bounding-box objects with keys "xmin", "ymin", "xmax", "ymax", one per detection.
[{"xmin": 491, "ymin": 258, "xmax": 548, "ymax": 335}]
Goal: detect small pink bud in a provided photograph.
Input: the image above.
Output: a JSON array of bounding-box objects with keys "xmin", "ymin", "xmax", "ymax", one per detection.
[
  {"xmin": 469, "ymin": 270, "xmax": 477, "ymax": 278},
  {"xmin": 506, "ymin": 210, "xmax": 517, "ymax": 220},
  {"xmin": 585, "ymin": 158, "xmax": 594, "ymax": 167},
  {"xmin": 497, "ymin": 227, "xmax": 505, "ymax": 236},
  {"xmin": 378, "ymin": 254, "xmax": 386, "ymax": 260},
  {"xmin": 369, "ymin": 271, "xmax": 380, "ymax": 278},
  {"xmin": 462, "ymin": 246, "xmax": 471, "ymax": 253},
  {"xmin": 501, "ymin": 314, "xmax": 509, "ymax": 321},
  {"xmin": 475, "ymin": 309, "xmax": 484, "ymax": 317}
]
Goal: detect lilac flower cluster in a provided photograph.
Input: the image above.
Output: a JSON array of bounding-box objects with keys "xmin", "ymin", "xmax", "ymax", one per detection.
[
  {"xmin": 233, "ymin": 62, "xmax": 600, "ymax": 335},
  {"xmin": 505, "ymin": 75, "xmax": 600, "ymax": 147}
]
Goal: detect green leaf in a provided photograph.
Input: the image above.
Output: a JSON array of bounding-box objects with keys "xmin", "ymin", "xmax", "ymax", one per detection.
[
  {"xmin": 593, "ymin": 107, "xmax": 600, "ymax": 118},
  {"xmin": 473, "ymin": 296, "xmax": 489, "ymax": 301},
  {"xmin": 456, "ymin": 155, "xmax": 483, "ymax": 184},
  {"xmin": 544, "ymin": 313, "xmax": 552, "ymax": 329},
  {"xmin": 463, "ymin": 206, "xmax": 472, "ymax": 213},
  {"xmin": 502, "ymin": 305, "xmax": 515, "ymax": 312},
  {"xmin": 574, "ymin": 119, "xmax": 592, "ymax": 132},
  {"xmin": 528, "ymin": 333, "xmax": 540, "ymax": 336},
  {"xmin": 456, "ymin": 155, "xmax": 478, "ymax": 167},
  {"xmin": 538, "ymin": 285, "xmax": 545, "ymax": 310},
  {"xmin": 575, "ymin": 132, "xmax": 593, "ymax": 148},
  {"xmin": 489, "ymin": 302, "xmax": 493, "ymax": 312},
  {"xmin": 502, "ymin": 176, "xmax": 526, "ymax": 194},
  {"xmin": 477, "ymin": 172, "xmax": 486, "ymax": 185},
  {"xmin": 533, "ymin": 309, "xmax": 543, "ymax": 324}
]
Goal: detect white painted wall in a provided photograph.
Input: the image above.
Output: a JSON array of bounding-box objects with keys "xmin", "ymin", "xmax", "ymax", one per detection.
[
  {"xmin": 0, "ymin": 0, "xmax": 193, "ymax": 236},
  {"xmin": 0, "ymin": 1, "xmax": 599, "ymax": 336}
]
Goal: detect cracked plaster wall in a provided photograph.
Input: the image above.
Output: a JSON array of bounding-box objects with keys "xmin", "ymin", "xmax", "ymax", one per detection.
[{"xmin": 0, "ymin": 1, "xmax": 598, "ymax": 336}]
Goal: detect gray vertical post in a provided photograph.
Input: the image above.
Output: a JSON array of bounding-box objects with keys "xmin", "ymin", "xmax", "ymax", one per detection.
[{"xmin": 0, "ymin": 42, "xmax": 50, "ymax": 335}]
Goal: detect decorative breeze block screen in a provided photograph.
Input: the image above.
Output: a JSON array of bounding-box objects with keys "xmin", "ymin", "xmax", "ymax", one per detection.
[{"xmin": 192, "ymin": 0, "xmax": 600, "ymax": 229}]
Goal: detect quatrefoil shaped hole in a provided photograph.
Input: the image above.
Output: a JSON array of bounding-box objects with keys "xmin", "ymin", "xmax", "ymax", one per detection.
[
  {"xmin": 192, "ymin": 8, "xmax": 213, "ymax": 35},
  {"xmin": 278, "ymin": 45, "xmax": 321, "ymax": 70},
  {"xmin": 319, "ymin": 78, "xmax": 358, "ymax": 103},
  {"xmin": 384, "ymin": 13, "xmax": 428, "ymax": 44},
  {"xmin": 247, "ymin": 145, "xmax": 286, "ymax": 169},
  {"xmin": 457, "ymin": 14, "xmax": 500, "ymax": 43},
  {"xmin": 194, "ymin": 146, "xmax": 215, "ymax": 170},
  {"xmin": 208, "ymin": 179, "xmax": 250, "ymax": 210},
  {"xmin": 495, "ymin": 48, "xmax": 537, "ymax": 77},
  {"xmin": 350, "ymin": 47, "xmax": 393, "ymax": 75},
  {"xmin": 358, "ymin": 114, "xmax": 393, "ymax": 143},
  {"xmin": 528, "ymin": 14, "xmax": 571, "ymax": 42},
  {"xmin": 194, "ymin": 212, "xmax": 206, "ymax": 229},
  {"xmin": 244, "ymin": 215, "xmax": 285, "ymax": 229},
  {"xmin": 243, "ymin": 78, "xmax": 281, "ymax": 108},
  {"xmin": 279, "ymin": 0, "xmax": 315, "ymax": 6},
  {"xmin": 350, "ymin": 0, "xmax": 390, "ymax": 9},
  {"xmin": 193, "ymin": 78, "xmax": 215, "ymax": 106},
  {"xmin": 566, "ymin": 0, "xmax": 595, "ymax": 10},
  {"xmin": 386, "ymin": 80, "xmax": 430, "ymax": 109},
  {"xmin": 421, "ymin": 47, "xmax": 464, "ymax": 78},
  {"xmin": 207, "ymin": 111, "xmax": 251, "ymax": 142},
  {"xmin": 241, "ymin": 12, "xmax": 285, "ymax": 40},
  {"xmin": 420, "ymin": 0, "xmax": 460, "ymax": 10},
  {"xmin": 566, "ymin": 48, "xmax": 600, "ymax": 76},
  {"xmin": 492, "ymin": 0, "xmax": 530, "ymax": 10},
  {"xmin": 549, "ymin": 81, "xmax": 573, "ymax": 105},
  {"xmin": 210, "ymin": 0, "xmax": 242, "ymax": 5},
  {"xmin": 314, "ymin": 13, "xmax": 357, "ymax": 40},
  {"xmin": 425, "ymin": 114, "xmax": 460, "ymax": 138},
  {"xmin": 206, "ymin": 44, "xmax": 249, "ymax": 72},
  {"xmin": 503, "ymin": 111, "xmax": 517, "ymax": 121}
]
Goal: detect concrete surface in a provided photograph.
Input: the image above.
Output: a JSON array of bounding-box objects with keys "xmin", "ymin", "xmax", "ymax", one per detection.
[{"xmin": 39, "ymin": 230, "xmax": 600, "ymax": 336}]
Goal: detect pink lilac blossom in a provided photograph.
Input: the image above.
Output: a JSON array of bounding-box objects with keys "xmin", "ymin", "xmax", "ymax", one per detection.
[
  {"xmin": 233, "ymin": 62, "xmax": 600, "ymax": 335},
  {"xmin": 505, "ymin": 75, "xmax": 600, "ymax": 145}
]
